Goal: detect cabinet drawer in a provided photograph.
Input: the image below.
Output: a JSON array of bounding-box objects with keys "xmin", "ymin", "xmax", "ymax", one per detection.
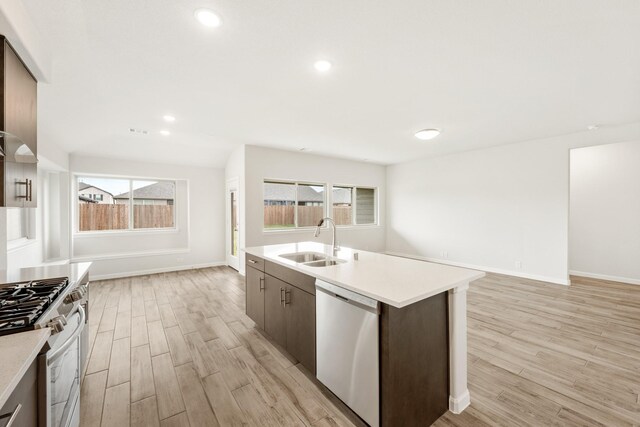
[
  {"xmin": 0, "ymin": 359, "xmax": 38, "ymax": 427},
  {"xmin": 265, "ymin": 261, "xmax": 315, "ymax": 295},
  {"xmin": 246, "ymin": 254, "xmax": 265, "ymax": 271}
]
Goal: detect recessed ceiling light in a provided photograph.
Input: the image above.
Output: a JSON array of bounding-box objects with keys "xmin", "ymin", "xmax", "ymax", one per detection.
[
  {"xmin": 414, "ymin": 129, "xmax": 441, "ymax": 141},
  {"xmin": 314, "ymin": 60, "xmax": 332, "ymax": 73},
  {"xmin": 194, "ymin": 8, "xmax": 222, "ymax": 28},
  {"xmin": 160, "ymin": 130, "xmax": 170, "ymax": 136},
  {"xmin": 587, "ymin": 124, "xmax": 599, "ymax": 131},
  {"xmin": 163, "ymin": 115, "xmax": 176, "ymax": 123}
]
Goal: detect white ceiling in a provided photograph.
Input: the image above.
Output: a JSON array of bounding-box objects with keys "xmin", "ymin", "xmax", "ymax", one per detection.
[{"xmin": 19, "ymin": 0, "xmax": 640, "ymax": 167}]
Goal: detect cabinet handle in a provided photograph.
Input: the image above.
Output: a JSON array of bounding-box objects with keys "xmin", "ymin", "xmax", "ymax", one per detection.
[
  {"xmin": 284, "ymin": 289, "xmax": 291, "ymax": 307},
  {"xmin": 248, "ymin": 259, "xmax": 258, "ymax": 264},
  {"xmin": 259, "ymin": 277, "xmax": 264, "ymax": 291},
  {"xmin": 280, "ymin": 287, "xmax": 284, "ymax": 306},
  {"xmin": 15, "ymin": 180, "xmax": 28, "ymax": 199},
  {"xmin": 27, "ymin": 179, "xmax": 33, "ymax": 202},
  {"xmin": 0, "ymin": 403, "xmax": 22, "ymax": 427}
]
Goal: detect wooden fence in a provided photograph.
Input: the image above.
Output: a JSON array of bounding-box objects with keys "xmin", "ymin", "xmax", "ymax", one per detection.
[
  {"xmin": 79, "ymin": 204, "xmax": 174, "ymax": 231},
  {"xmin": 264, "ymin": 206, "xmax": 352, "ymax": 227}
]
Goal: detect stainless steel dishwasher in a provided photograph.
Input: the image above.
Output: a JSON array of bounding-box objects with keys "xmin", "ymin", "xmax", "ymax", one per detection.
[{"xmin": 315, "ymin": 280, "xmax": 380, "ymax": 427}]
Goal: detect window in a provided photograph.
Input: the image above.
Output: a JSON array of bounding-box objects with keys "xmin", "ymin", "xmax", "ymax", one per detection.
[
  {"xmin": 264, "ymin": 181, "xmax": 326, "ymax": 229},
  {"xmin": 263, "ymin": 180, "xmax": 376, "ymax": 229},
  {"xmin": 355, "ymin": 187, "xmax": 376, "ymax": 225},
  {"xmin": 332, "ymin": 186, "xmax": 377, "ymax": 226},
  {"xmin": 7, "ymin": 208, "xmax": 29, "ymax": 241},
  {"xmin": 332, "ymin": 186, "xmax": 353, "ymax": 225},
  {"xmin": 77, "ymin": 176, "xmax": 176, "ymax": 232},
  {"xmin": 297, "ymin": 184, "xmax": 325, "ymax": 227}
]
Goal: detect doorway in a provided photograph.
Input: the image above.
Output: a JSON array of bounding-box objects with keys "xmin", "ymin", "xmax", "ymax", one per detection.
[
  {"xmin": 569, "ymin": 141, "xmax": 640, "ymax": 285},
  {"xmin": 226, "ymin": 178, "xmax": 240, "ymax": 271}
]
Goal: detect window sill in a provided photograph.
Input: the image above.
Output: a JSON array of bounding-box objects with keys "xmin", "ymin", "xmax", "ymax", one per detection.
[
  {"xmin": 74, "ymin": 228, "xmax": 179, "ymax": 238},
  {"xmin": 7, "ymin": 238, "xmax": 38, "ymax": 253},
  {"xmin": 263, "ymin": 224, "xmax": 380, "ymax": 234}
]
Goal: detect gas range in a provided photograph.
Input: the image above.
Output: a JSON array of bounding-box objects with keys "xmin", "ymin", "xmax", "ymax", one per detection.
[
  {"xmin": 0, "ymin": 264, "xmax": 91, "ymax": 427},
  {"xmin": 0, "ymin": 277, "xmax": 86, "ymax": 337}
]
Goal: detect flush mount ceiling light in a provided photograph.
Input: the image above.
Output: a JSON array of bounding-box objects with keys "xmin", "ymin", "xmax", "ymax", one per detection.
[
  {"xmin": 587, "ymin": 124, "xmax": 599, "ymax": 131},
  {"xmin": 414, "ymin": 129, "xmax": 441, "ymax": 141},
  {"xmin": 160, "ymin": 130, "xmax": 171, "ymax": 136},
  {"xmin": 194, "ymin": 8, "xmax": 222, "ymax": 27},
  {"xmin": 163, "ymin": 115, "xmax": 176, "ymax": 123},
  {"xmin": 314, "ymin": 60, "xmax": 332, "ymax": 73}
]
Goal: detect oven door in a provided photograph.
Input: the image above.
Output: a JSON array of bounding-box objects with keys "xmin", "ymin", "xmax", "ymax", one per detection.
[{"xmin": 40, "ymin": 305, "xmax": 85, "ymax": 427}]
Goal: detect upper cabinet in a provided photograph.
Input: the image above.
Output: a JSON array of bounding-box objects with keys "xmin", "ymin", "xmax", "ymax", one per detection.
[{"xmin": 0, "ymin": 35, "xmax": 38, "ymax": 207}]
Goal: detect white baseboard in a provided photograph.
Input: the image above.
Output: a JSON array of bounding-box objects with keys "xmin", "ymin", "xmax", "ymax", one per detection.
[
  {"xmin": 385, "ymin": 251, "xmax": 570, "ymax": 286},
  {"xmin": 72, "ymin": 248, "xmax": 190, "ymax": 262},
  {"xmin": 569, "ymin": 270, "xmax": 640, "ymax": 286},
  {"xmin": 91, "ymin": 261, "xmax": 227, "ymax": 281}
]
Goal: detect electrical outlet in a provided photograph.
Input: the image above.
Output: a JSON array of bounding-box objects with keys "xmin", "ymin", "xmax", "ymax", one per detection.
[{"xmin": 515, "ymin": 260, "xmax": 522, "ymax": 269}]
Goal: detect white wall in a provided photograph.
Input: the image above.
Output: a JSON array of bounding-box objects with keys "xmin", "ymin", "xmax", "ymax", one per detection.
[
  {"xmin": 242, "ymin": 145, "xmax": 387, "ymax": 274},
  {"xmin": 386, "ymin": 122, "xmax": 640, "ymax": 285},
  {"xmin": 70, "ymin": 155, "xmax": 225, "ymax": 279},
  {"xmin": 570, "ymin": 141, "xmax": 640, "ymax": 284}
]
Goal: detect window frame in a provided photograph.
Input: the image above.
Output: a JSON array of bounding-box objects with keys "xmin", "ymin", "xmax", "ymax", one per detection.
[
  {"xmin": 263, "ymin": 180, "xmax": 379, "ymax": 232},
  {"xmin": 74, "ymin": 174, "xmax": 178, "ymax": 235},
  {"xmin": 263, "ymin": 179, "xmax": 327, "ymax": 231},
  {"xmin": 331, "ymin": 184, "xmax": 379, "ymax": 227}
]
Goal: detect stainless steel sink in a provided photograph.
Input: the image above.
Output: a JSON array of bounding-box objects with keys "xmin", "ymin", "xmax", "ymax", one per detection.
[
  {"xmin": 279, "ymin": 252, "xmax": 328, "ymax": 263},
  {"xmin": 304, "ymin": 259, "xmax": 347, "ymax": 267}
]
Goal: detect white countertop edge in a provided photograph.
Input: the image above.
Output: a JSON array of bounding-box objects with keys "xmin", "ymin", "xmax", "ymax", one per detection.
[
  {"xmin": 244, "ymin": 244, "xmax": 485, "ymax": 308},
  {"xmin": 0, "ymin": 328, "xmax": 50, "ymax": 408}
]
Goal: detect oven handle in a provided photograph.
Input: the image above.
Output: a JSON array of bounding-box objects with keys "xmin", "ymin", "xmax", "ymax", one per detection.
[{"xmin": 47, "ymin": 305, "xmax": 86, "ymax": 365}]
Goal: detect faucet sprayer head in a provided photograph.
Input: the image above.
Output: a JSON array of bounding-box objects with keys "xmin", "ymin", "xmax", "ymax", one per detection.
[{"xmin": 314, "ymin": 218, "xmax": 324, "ymax": 238}]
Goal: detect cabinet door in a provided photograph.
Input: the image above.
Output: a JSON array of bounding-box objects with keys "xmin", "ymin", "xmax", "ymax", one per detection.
[
  {"xmin": 264, "ymin": 275, "xmax": 287, "ymax": 348},
  {"xmin": 245, "ymin": 266, "xmax": 265, "ymax": 330},
  {"xmin": 285, "ymin": 286, "xmax": 316, "ymax": 373},
  {"xmin": 4, "ymin": 40, "xmax": 38, "ymax": 154}
]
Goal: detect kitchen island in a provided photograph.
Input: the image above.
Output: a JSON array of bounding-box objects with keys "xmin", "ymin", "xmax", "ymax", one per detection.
[{"xmin": 244, "ymin": 242, "xmax": 484, "ymax": 426}]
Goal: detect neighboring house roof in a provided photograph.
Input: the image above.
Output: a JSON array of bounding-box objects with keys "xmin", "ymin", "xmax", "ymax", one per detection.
[
  {"xmin": 78, "ymin": 195, "xmax": 98, "ymax": 203},
  {"xmin": 264, "ymin": 184, "xmax": 351, "ymax": 203},
  {"xmin": 78, "ymin": 182, "xmax": 113, "ymax": 196},
  {"xmin": 114, "ymin": 181, "xmax": 175, "ymax": 200}
]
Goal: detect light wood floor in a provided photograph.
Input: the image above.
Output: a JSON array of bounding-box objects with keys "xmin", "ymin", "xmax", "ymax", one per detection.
[{"xmin": 81, "ymin": 268, "xmax": 640, "ymax": 426}]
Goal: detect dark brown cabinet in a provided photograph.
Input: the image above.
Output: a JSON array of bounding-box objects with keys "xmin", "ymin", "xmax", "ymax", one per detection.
[
  {"xmin": 284, "ymin": 285, "xmax": 316, "ymax": 372},
  {"xmin": 0, "ymin": 359, "xmax": 38, "ymax": 427},
  {"xmin": 245, "ymin": 266, "xmax": 265, "ymax": 329},
  {"xmin": 246, "ymin": 257, "xmax": 316, "ymax": 373},
  {"xmin": 1, "ymin": 35, "xmax": 38, "ymax": 208},
  {"xmin": 263, "ymin": 274, "xmax": 287, "ymax": 347}
]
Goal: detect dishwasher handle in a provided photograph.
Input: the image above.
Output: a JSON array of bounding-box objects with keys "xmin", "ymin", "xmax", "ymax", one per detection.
[{"xmin": 315, "ymin": 280, "xmax": 380, "ymax": 314}]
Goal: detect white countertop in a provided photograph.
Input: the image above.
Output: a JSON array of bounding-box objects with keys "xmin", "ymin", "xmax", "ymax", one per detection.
[
  {"xmin": 0, "ymin": 329, "xmax": 50, "ymax": 408},
  {"xmin": 0, "ymin": 262, "xmax": 92, "ymax": 285},
  {"xmin": 244, "ymin": 242, "xmax": 485, "ymax": 308}
]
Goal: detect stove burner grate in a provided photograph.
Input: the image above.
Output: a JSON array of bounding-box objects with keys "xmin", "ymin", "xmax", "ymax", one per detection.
[{"xmin": 0, "ymin": 277, "xmax": 70, "ymax": 334}]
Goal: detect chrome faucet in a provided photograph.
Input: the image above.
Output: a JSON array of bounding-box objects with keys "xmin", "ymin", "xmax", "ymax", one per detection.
[{"xmin": 314, "ymin": 217, "xmax": 339, "ymax": 255}]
